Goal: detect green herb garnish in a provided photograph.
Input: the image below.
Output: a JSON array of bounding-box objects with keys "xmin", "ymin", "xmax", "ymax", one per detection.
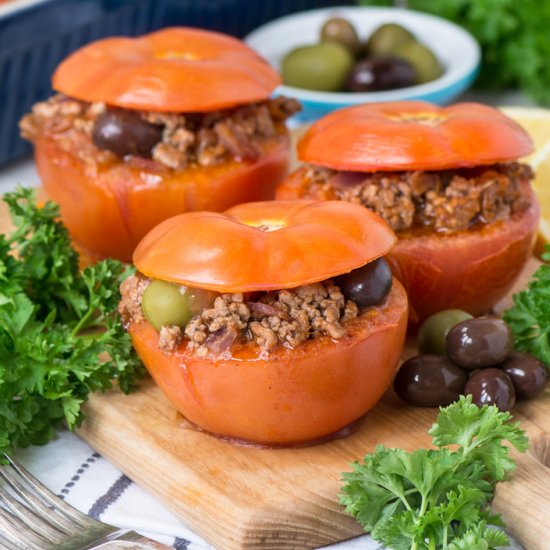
[
  {"xmin": 340, "ymin": 395, "xmax": 528, "ymax": 549},
  {"xmin": 503, "ymin": 245, "xmax": 550, "ymax": 366},
  {"xmin": 0, "ymin": 186, "xmax": 145, "ymax": 454}
]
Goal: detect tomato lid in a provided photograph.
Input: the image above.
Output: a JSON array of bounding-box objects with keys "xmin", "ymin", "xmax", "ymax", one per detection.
[
  {"xmin": 133, "ymin": 200, "xmax": 396, "ymax": 292},
  {"xmin": 53, "ymin": 27, "xmax": 281, "ymax": 112},
  {"xmin": 298, "ymin": 101, "xmax": 534, "ymax": 171}
]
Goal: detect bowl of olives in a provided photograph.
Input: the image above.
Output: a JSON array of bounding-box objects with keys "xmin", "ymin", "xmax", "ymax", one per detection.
[{"xmin": 245, "ymin": 7, "xmax": 480, "ymax": 122}]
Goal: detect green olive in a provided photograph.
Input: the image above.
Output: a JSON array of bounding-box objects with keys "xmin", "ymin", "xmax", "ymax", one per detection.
[
  {"xmin": 142, "ymin": 279, "xmax": 193, "ymax": 331},
  {"xmin": 417, "ymin": 309, "xmax": 474, "ymax": 356},
  {"xmin": 393, "ymin": 40, "xmax": 443, "ymax": 84},
  {"xmin": 320, "ymin": 17, "xmax": 361, "ymax": 56},
  {"xmin": 366, "ymin": 23, "xmax": 416, "ymax": 56},
  {"xmin": 282, "ymin": 42, "xmax": 354, "ymax": 92}
]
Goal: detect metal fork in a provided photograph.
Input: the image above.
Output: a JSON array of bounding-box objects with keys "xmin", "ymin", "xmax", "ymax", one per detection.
[{"xmin": 0, "ymin": 454, "xmax": 170, "ymax": 549}]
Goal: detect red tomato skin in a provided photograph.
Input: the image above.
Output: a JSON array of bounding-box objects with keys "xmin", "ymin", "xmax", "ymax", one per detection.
[
  {"xmin": 387, "ymin": 190, "xmax": 539, "ymax": 323},
  {"xmin": 297, "ymin": 102, "xmax": 533, "ymax": 171},
  {"xmin": 129, "ymin": 279, "xmax": 408, "ymax": 445},
  {"xmin": 133, "ymin": 200, "xmax": 396, "ymax": 293},
  {"xmin": 52, "ymin": 27, "xmax": 282, "ymax": 112},
  {"xmin": 35, "ymin": 133, "xmax": 290, "ymax": 262}
]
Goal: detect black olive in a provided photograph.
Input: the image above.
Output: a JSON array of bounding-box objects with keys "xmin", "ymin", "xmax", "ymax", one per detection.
[
  {"xmin": 92, "ymin": 108, "xmax": 163, "ymax": 157},
  {"xmin": 498, "ymin": 351, "xmax": 548, "ymax": 400},
  {"xmin": 345, "ymin": 56, "xmax": 415, "ymax": 92},
  {"xmin": 334, "ymin": 257, "xmax": 392, "ymax": 308},
  {"xmin": 417, "ymin": 309, "xmax": 473, "ymax": 356},
  {"xmin": 446, "ymin": 318, "xmax": 513, "ymax": 369},
  {"xmin": 393, "ymin": 355, "xmax": 467, "ymax": 407},
  {"xmin": 464, "ymin": 368, "xmax": 516, "ymax": 411}
]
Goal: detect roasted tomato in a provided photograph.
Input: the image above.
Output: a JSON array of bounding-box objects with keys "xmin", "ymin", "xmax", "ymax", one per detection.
[
  {"xmin": 276, "ymin": 101, "xmax": 540, "ymax": 323},
  {"xmin": 21, "ymin": 28, "xmax": 298, "ymax": 262},
  {"xmin": 34, "ymin": 134, "xmax": 289, "ymax": 262},
  {"xmin": 125, "ymin": 200, "xmax": 408, "ymax": 445}
]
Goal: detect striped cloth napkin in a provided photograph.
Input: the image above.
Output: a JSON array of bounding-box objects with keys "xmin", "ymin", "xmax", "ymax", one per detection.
[{"xmin": 14, "ymin": 430, "xmax": 382, "ymax": 550}]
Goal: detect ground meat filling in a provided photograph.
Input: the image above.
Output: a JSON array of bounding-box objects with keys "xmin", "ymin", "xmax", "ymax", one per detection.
[
  {"xmin": 302, "ymin": 163, "xmax": 533, "ymax": 233},
  {"xmin": 118, "ymin": 275, "xmax": 149, "ymax": 326},
  {"xmin": 119, "ymin": 275, "xmax": 360, "ymax": 355},
  {"xmin": 20, "ymin": 94, "xmax": 301, "ymax": 170}
]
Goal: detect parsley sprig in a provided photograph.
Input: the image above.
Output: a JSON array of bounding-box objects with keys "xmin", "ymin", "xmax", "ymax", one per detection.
[
  {"xmin": 0, "ymin": 186, "xmax": 145, "ymax": 454},
  {"xmin": 503, "ymin": 245, "xmax": 550, "ymax": 366},
  {"xmin": 340, "ymin": 396, "xmax": 528, "ymax": 549}
]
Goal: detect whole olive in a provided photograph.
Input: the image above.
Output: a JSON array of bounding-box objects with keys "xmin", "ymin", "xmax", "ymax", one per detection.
[
  {"xmin": 142, "ymin": 280, "xmax": 193, "ymax": 331},
  {"xmin": 282, "ymin": 42, "xmax": 354, "ymax": 92},
  {"xmin": 464, "ymin": 368, "xmax": 516, "ymax": 411},
  {"xmin": 498, "ymin": 351, "xmax": 548, "ymax": 400},
  {"xmin": 446, "ymin": 318, "xmax": 514, "ymax": 369},
  {"xmin": 334, "ymin": 257, "xmax": 392, "ymax": 308},
  {"xmin": 345, "ymin": 56, "xmax": 415, "ymax": 92},
  {"xmin": 320, "ymin": 17, "xmax": 361, "ymax": 56},
  {"xmin": 393, "ymin": 40, "xmax": 443, "ymax": 84},
  {"xmin": 92, "ymin": 108, "xmax": 163, "ymax": 157},
  {"xmin": 417, "ymin": 309, "xmax": 473, "ymax": 356},
  {"xmin": 366, "ymin": 23, "xmax": 416, "ymax": 56},
  {"xmin": 394, "ymin": 355, "xmax": 467, "ymax": 407}
]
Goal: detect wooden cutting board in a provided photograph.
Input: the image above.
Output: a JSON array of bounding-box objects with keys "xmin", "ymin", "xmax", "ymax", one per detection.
[
  {"xmin": 1, "ymin": 198, "xmax": 548, "ymax": 549},
  {"xmin": 74, "ymin": 257, "xmax": 550, "ymax": 550}
]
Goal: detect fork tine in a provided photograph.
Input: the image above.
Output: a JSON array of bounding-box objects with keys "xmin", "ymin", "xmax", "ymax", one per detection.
[
  {"xmin": 0, "ymin": 531, "xmax": 27, "ymax": 550},
  {"xmin": 0, "ymin": 455, "xmax": 167, "ymax": 550},
  {"xmin": 0, "ymin": 460, "xmax": 79, "ymax": 534},
  {"xmin": 0, "ymin": 504, "xmax": 53, "ymax": 550},
  {"xmin": 0, "ymin": 488, "xmax": 69, "ymax": 543},
  {"xmin": 3, "ymin": 454, "xmax": 95, "ymax": 528}
]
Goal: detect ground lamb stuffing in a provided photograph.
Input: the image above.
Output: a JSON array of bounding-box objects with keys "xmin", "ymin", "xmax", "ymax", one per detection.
[
  {"xmin": 185, "ymin": 282, "xmax": 359, "ymax": 357},
  {"xmin": 119, "ymin": 275, "xmax": 359, "ymax": 356},
  {"xmin": 20, "ymin": 94, "xmax": 301, "ymax": 170},
  {"xmin": 118, "ymin": 275, "xmax": 149, "ymax": 326},
  {"xmin": 302, "ymin": 163, "xmax": 533, "ymax": 232}
]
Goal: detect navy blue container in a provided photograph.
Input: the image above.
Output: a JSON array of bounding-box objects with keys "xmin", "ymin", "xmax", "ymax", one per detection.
[{"xmin": 0, "ymin": 0, "xmax": 349, "ymax": 165}]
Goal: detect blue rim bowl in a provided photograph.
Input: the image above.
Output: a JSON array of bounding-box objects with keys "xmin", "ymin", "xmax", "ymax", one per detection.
[{"xmin": 245, "ymin": 6, "xmax": 481, "ymax": 122}]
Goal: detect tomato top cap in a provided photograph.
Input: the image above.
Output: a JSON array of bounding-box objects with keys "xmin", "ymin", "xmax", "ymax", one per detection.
[
  {"xmin": 133, "ymin": 200, "xmax": 396, "ymax": 292},
  {"xmin": 298, "ymin": 101, "xmax": 534, "ymax": 172},
  {"xmin": 53, "ymin": 27, "xmax": 281, "ymax": 112}
]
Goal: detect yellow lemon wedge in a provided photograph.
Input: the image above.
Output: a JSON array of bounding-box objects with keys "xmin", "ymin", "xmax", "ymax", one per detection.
[
  {"xmin": 530, "ymin": 148, "xmax": 550, "ymax": 251},
  {"xmin": 500, "ymin": 106, "xmax": 550, "ymax": 250}
]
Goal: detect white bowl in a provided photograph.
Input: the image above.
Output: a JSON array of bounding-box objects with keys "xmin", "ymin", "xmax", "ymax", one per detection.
[{"xmin": 245, "ymin": 6, "xmax": 481, "ymax": 122}]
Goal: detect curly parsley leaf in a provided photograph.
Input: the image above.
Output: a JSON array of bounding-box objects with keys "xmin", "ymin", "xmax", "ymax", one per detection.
[
  {"xmin": 0, "ymin": 186, "xmax": 145, "ymax": 455},
  {"xmin": 503, "ymin": 245, "xmax": 550, "ymax": 366},
  {"xmin": 340, "ymin": 396, "xmax": 528, "ymax": 549},
  {"xmin": 430, "ymin": 395, "xmax": 528, "ymax": 482},
  {"xmin": 3, "ymin": 187, "xmax": 82, "ymax": 321},
  {"xmin": 448, "ymin": 522, "xmax": 511, "ymax": 550}
]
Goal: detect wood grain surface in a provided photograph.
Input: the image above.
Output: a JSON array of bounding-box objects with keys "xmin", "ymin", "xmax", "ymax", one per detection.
[{"xmin": 1, "ymin": 194, "xmax": 548, "ymax": 549}]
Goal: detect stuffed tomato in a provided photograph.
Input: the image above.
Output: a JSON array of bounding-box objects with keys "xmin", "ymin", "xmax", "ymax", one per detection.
[
  {"xmin": 276, "ymin": 101, "xmax": 539, "ymax": 323},
  {"xmin": 119, "ymin": 200, "xmax": 408, "ymax": 445},
  {"xmin": 20, "ymin": 28, "xmax": 299, "ymax": 262}
]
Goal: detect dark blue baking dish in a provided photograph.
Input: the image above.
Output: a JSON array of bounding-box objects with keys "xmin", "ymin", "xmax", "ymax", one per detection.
[{"xmin": 0, "ymin": 0, "xmax": 349, "ymax": 165}]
